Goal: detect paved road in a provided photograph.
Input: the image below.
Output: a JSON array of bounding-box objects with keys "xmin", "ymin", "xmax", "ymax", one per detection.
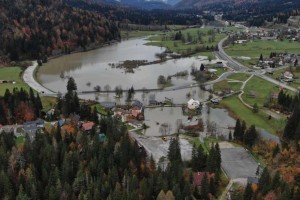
[
  {"xmin": 23, "ymin": 61, "xmax": 56, "ymax": 95},
  {"xmin": 216, "ymin": 36, "xmax": 299, "ymax": 93},
  {"xmin": 216, "ymin": 37, "xmax": 248, "ymax": 72}
]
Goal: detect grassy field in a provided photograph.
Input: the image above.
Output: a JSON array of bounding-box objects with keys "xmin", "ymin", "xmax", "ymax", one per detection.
[
  {"xmin": 225, "ymin": 39, "xmax": 300, "ymax": 66},
  {"xmin": 15, "ymin": 135, "xmax": 25, "ymax": 145},
  {"xmin": 145, "ymin": 27, "xmax": 228, "ymax": 55},
  {"xmin": 120, "ymin": 30, "xmax": 162, "ymax": 39},
  {"xmin": 242, "ymin": 76, "xmax": 283, "ymax": 108},
  {"xmin": 0, "ymin": 67, "xmax": 30, "ymax": 95},
  {"xmin": 92, "ymin": 104, "xmax": 108, "ymax": 116},
  {"xmin": 214, "ymin": 80, "xmax": 242, "ymax": 92},
  {"xmin": 221, "ymin": 95, "xmax": 286, "ymax": 135},
  {"xmin": 227, "ymin": 73, "xmax": 251, "ymax": 81}
]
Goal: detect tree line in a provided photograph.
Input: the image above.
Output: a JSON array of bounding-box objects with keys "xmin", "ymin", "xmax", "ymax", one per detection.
[{"xmin": 0, "ymin": 88, "xmax": 42, "ymax": 124}]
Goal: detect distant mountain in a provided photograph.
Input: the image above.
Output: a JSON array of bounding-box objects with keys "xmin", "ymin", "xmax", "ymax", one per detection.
[{"xmin": 175, "ymin": 0, "xmax": 299, "ymax": 9}]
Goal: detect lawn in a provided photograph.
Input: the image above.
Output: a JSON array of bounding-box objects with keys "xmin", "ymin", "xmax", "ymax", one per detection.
[
  {"xmin": 0, "ymin": 67, "xmax": 30, "ymax": 95},
  {"xmin": 225, "ymin": 39, "xmax": 300, "ymax": 66},
  {"xmin": 227, "ymin": 73, "xmax": 251, "ymax": 81},
  {"xmin": 92, "ymin": 103, "xmax": 108, "ymax": 116},
  {"xmin": 213, "ymin": 80, "xmax": 242, "ymax": 92},
  {"xmin": 40, "ymin": 96, "xmax": 57, "ymax": 111},
  {"xmin": 16, "ymin": 135, "xmax": 25, "ymax": 145},
  {"xmin": 242, "ymin": 76, "xmax": 283, "ymax": 108},
  {"xmin": 120, "ymin": 30, "xmax": 161, "ymax": 39},
  {"xmin": 221, "ymin": 95, "xmax": 286, "ymax": 135}
]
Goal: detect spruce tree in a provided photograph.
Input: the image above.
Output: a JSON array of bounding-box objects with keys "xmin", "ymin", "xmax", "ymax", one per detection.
[
  {"xmin": 200, "ymin": 173, "xmax": 209, "ymax": 200},
  {"xmin": 284, "ymin": 106, "xmax": 300, "ymax": 140},
  {"xmin": 215, "ymin": 143, "xmax": 221, "ymax": 171},
  {"xmin": 243, "ymin": 182, "xmax": 253, "ymax": 200},
  {"xmin": 234, "ymin": 119, "xmax": 242, "ymax": 141},
  {"xmin": 243, "ymin": 125, "xmax": 257, "ymax": 148},
  {"xmin": 258, "ymin": 167, "xmax": 271, "ymax": 195}
]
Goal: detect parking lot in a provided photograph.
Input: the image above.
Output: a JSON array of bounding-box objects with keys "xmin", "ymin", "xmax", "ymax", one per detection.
[{"xmin": 221, "ymin": 147, "xmax": 259, "ymax": 179}]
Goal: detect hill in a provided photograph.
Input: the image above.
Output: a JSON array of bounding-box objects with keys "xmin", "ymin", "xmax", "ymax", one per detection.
[{"xmin": 0, "ymin": 0, "xmax": 120, "ymax": 63}]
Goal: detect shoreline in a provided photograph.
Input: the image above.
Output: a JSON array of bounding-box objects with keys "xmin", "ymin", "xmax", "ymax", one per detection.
[{"xmin": 23, "ymin": 40, "xmax": 120, "ymax": 96}]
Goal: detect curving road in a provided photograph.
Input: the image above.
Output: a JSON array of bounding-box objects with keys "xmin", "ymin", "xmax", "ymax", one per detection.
[
  {"xmin": 23, "ymin": 61, "xmax": 56, "ymax": 95},
  {"xmin": 216, "ymin": 36, "xmax": 299, "ymax": 93}
]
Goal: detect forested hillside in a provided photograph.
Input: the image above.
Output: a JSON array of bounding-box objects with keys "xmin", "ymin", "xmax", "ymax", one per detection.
[{"xmin": 0, "ymin": 0, "xmax": 120, "ymax": 63}]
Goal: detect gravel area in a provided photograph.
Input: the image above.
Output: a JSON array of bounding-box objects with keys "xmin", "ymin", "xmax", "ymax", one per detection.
[
  {"xmin": 221, "ymin": 147, "xmax": 259, "ymax": 179},
  {"xmin": 129, "ymin": 132, "xmax": 192, "ymax": 163}
]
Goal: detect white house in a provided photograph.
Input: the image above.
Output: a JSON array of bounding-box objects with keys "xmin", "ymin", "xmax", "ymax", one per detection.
[
  {"xmin": 187, "ymin": 99, "xmax": 200, "ymax": 110},
  {"xmin": 283, "ymin": 71, "xmax": 294, "ymax": 80}
]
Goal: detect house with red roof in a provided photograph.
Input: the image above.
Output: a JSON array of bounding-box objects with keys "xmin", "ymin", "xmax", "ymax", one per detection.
[
  {"xmin": 193, "ymin": 172, "xmax": 214, "ymax": 191},
  {"xmin": 82, "ymin": 121, "xmax": 95, "ymax": 132},
  {"xmin": 131, "ymin": 106, "xmax": 142, "ymax": 118}
]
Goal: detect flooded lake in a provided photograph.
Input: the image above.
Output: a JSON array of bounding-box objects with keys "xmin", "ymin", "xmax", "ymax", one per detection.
[{"xmin": 37, "ymin": 37, "xmax": 213, "ymax": 93}]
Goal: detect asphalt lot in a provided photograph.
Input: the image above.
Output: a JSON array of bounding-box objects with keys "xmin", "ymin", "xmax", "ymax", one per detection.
[
  {"xmin": 221, "ymin": 147, "xmax": 259, "ymax": 179},
  {"xmin": 129, "ymin": 132, "xmax": 192, "ymax": 163}
]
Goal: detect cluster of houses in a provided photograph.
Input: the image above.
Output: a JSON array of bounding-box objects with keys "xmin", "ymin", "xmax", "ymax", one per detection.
[
  {"xmin": 256, "ymin": 53, "xmax": 299, "ymax": 69},
  {"xmin": 234, "ymin": 27, "xmax": 300, "ymax": 42},
  {"xmin": 112, "ymin": 100, "xmax": 145, "ymax": 129},
  {"xmin": 0, "ymin": 115, "xmax": 105, "ymax": 142}
]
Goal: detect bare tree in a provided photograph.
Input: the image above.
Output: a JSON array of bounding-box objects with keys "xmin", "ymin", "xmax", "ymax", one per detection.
[
  {"xmin": 104, "ymin": 84, "xmax": 111, "ymax": 94},
  {"xmin": 94, "ymin": 85, "xmax": 101, "ymax": 92}
]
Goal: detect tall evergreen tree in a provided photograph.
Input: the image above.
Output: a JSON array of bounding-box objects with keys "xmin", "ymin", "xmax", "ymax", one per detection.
[
  {"xmin": 243, "ymin": 182, "xmax": 253, "ymax": 200},
  {"xmin": 200, "ymin": 173, "xmax": 209, "ymax": 200},
  {"xmin": 258, "ymin": 167, "xmax": 271, "ymax": 195},
  {"xmin": 234, "ymin": 119, "xmax": 242, "ymax": 141},
  {"xmin": 243, "ymin": 125, "xmax": 258, "ymax": 148},
  {"xmin": 283, "ymin": 106, "xmax": 300, "ymax": 140},
  {"xmin": 67, "ymin": 77, "xmax": 77, "ymax": 92}
]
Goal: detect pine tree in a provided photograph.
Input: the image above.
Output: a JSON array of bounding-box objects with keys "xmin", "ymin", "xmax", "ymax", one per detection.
[
  {"xmin": 259, "ymin": 53, "xmax": 264, "ymax": 61},
  {"xmin": 271, "ymin": 171, "xmax": 281, "ymax": 190},
  {"xmin": 209, "ymin": 177, "xmax": 216, "ymax": 196},
  {"xmin": 215, "ymin": 143, "xmax": 221, "ymax": 171},
  {"xmin": 258, "ymin": 167, "xmax": 271, "ymax": 195},
  {"xmin": 284, "ymin": 106, "xmax": 300, "ymax": 140},
  {"xmin": 67, "ymin": 77, "xmax": 77, "ymax": 92},
  {"xmin": 191, "ymin": 143, "xmax": 198, "ymax": 171},
  {"xmin": 243, "ymin": 182, "xmax": 253, "ymax": 200},
  {"xmin": 200, "ymin": 64, "xmax": 205, "ymax": 71},
  {"xmin": 233, "ymin": 119, "xmax": 242, "ymax": 141},
  {"xmin": 243, "ymin": 125, "xmax": 258, "ymax": 148},
  {"xmin": 200, "ymin": 173, "xmax": 209, "ymax": 200}
]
